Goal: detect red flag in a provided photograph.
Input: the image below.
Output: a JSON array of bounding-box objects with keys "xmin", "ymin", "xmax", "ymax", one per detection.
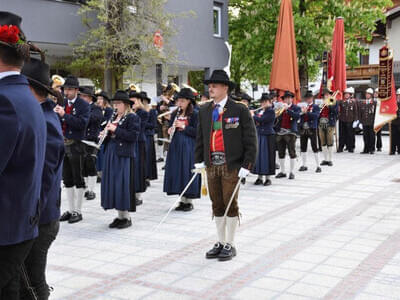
[{"xmin": 330, "ymin": 17, "xmax": 347, "ymax": 100}]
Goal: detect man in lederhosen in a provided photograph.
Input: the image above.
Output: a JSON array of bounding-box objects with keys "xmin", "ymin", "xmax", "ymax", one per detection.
[
  {"xmin": 0, "ymin": 11, "xmax": 47, "ymax": 299},
  {"xmin": 338, "ymin": 87, "xmax": 358, "ymax": 153},
  {"xmin": 298, "ymin": 91, "xmax": 321, "ymax": 173},
  {"xmin": 195, "ymin": 70, "xmax": 257, "ymax": 261},
  {"xmin": 55, "ymin": 75, "xmax": 90, "ymax": 224},
  {"xmin": 319, "ymin": 89, "xmax": 338, "ymax": 167},
  {"xmin": 275, "ymin": 91, "xmax": 301, "ymax": 180},
  {"xmin": 80, "ymin": 86, "xmax": 103, "ymax": 200},
  {"xmin": 359, "ymin": 88, "xmax": 376, "ymax": 154}
]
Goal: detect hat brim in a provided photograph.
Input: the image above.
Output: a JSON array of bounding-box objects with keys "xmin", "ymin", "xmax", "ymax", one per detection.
[
  {"xmin": 63, "ymin": 85, "xmax": 79, "ymax": 89},
  {"xmin": 25, "ymin": 76, "xmax": 58, "ymax": 97},
  {"xmin": 204, "ymin": 80, "xmax": 235, "ymax": 90},
  {"xmin": 112, "ymin": 98, "xmax": 131, "ymax": 104}
]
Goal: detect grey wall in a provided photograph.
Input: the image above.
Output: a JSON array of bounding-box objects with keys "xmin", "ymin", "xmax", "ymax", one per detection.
[
  {"xmin": 2, "ymin": 0, "xmax": 229, "ymax": 70},
  {"xmin": 164, "ymin": 0, "xmax": 229, "ymax": 70}
]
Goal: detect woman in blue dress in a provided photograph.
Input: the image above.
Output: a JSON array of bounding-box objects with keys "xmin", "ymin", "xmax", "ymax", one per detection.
[
  {"xmin": 163, "ymin": 88, "xmax": 200, "ymax": 212},
  {"xmin": 129, "ymin": 91, "xmax": 149, "ymax": 206},
  {"xmin": 251, "ymin": 93, "xmax": 276, "ymax": 186},
  {"xmin": 101, "ymin": 90, "xmax": 140, "ymax": 229},
  {"xmin": 143, "ymin": 94, "xmax": 158, "ymax": 183}
]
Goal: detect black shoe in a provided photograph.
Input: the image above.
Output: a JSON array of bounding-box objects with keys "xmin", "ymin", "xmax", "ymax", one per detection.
[
  {"xmin": 97, "ymin": 176, "xmax": 101, "ymax": 183},
  {"xmin": 254, "ymin": 178, "xmax": 263, "ymax": 185},
  {"xmin": 157, "ymin": 157, "xmax": 164, "ymax": 163},
  {"xmin": 369, "ymin": 151, "xmax": 375, "ymax": 154},
  {"xmin": 86, "ymin": 191, "xmax": 96, "ymax": 200},
  {"xmin": 84, "ymin": 191, "xmax": 89, "ymax": 198},
  {"xmin": 175, "ymin": 202, "xmax": 185, "ymax": 211},
  {"xmin": 360, "ymin": 151, "xmax": 368, "ymax": 154},
  {"xmin": 241, "ymin": 178, "xmax": 246, "ymax": 185},
  {"xmin": 60, "ymin": 211, "xmax": 72, "ymax": 222},
  {"xmin": 377, "ymin": 148, "xmax": 382, "ymax": 152},
  {"xmin": 337, "ymin": 148, "xmax": 343, "ymax": 153},
  {"xmin": 348, "ymin": 149, "xmax": 354, "ymax": 153},
  {"xmin": 217, "ymin": 243, "xmax": 237, "ymax": 262},
  {"xmin": 264, "ymin": 179, "xmax": 272, "ymax": 186},
  {"xmin": 390, "ymin": 152, "xmax": 395, "ymax": 155},
  {"xmin": 136, "ymin": 198, "xmax": 143, "ymax": 206},
  {"xmin": 117, "ymin": 218, "xmax": 132, "ymax": 229},
  {"xmin": 182, "ymin": 203, "xmax": 194, "ymax": 212},
  {"xmin": 327, "ymin": 161, "xmax": 333, "ymax": 166},
  {"xmin": 162, "ymin": 165, "xmax": 165, "ymax": 170},
  {"xmin": 109, "ymin": 218, "xmax": 122, "ymax": 228},
  {"xmin": 145, "ymin": 179, "xmax": 150, "ymax": 187},
  {"xmin": 299, "ymin": 166, "xmax": 308, "ymax": 172},
  {"xmin": 68, "ymin": 212, "xmax": 82, "ymax": 224},
  {"xmin": 316, "ymin": 167, "xmax": 322, "ymax": 173},
  {"xmin": 276, "ymin": 172, "xmax": 287, "ymax": 178},
  {"xmin": 206, "ymin": 242, "xmax": 224, "ymax": 259},
  {"xmin": 320, "ymin": 160, "xmax": 329, "ymax": 166},
  {"xmin": 288, "ymin": 173, "xmax": 295, "ymax": 180}
]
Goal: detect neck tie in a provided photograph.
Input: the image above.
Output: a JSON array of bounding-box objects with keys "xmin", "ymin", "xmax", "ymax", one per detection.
[{"xmin": 213, "ymin": 104, "xmax": 220, "ymax": 122}]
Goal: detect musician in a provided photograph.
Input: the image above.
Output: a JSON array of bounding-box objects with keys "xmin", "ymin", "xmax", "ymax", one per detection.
[
  {"xmin": 239, "ymin": 92, "xmax": 252, "ymax": 108},
  {"xmin": 319, "ymin": 89, "xmax": 338, "ymax": 167},
  {"xmin": 101, "ymin": 91, "xmax": 140, "ymax": 229},
  {"xmin": 251, "ymin": 93, "xmax": 276, "ymax": 186},
  {"xmin": 55, "ymin": 75, "xmax": 90, "ymax": 224},
  {"xmin": 20, "ymin": 58, "xmax": 64, "ymax": 300},
  {"xmin": 143, "ymin": 93, "xmax": 158, "ymax": 184},
  {"xmin": 80, "ymin": 86, "xmax": 103, "ymax": 200},
  {"xmin": 157, "ymin": 84, "xmax": 178, "ymax": 162},
  {"xmin": 374, "ymin": 88, "xmax": 382, "ymax": 152},
  {"xmin": 359, "ymin": 88, "xmax": 376, "ymax": 154},
  {"xmin": 130, "ymin": 91, "xmax": 149, "ymax": 205},
  {"xmin": 390, "ymin": 89, "xmax": 400, "ymax": 155},
  {"xmin": 0, "ymin": 12, "xmax": 46, "ymax": 298},
  {"xmin": 195, "ymin": 70, "xmax": 257, "ymax": 261},
  {"xmin": 164, "ymin": 88, "xmax": 200, "ymax": 211},
  {"xmin": 338, "ymin": 87, "xmax": 358, "ymax": 153},
  {"xmin": 95, "ymin": 91, "xmax": 113, "ymax": 179},
  {"xmin": 275, "ymin": 91, "xmax": 301, "ymax": 180},
  {"xmin": 299, "ymin": 91, "xmax": 321, "ymax": 173}
]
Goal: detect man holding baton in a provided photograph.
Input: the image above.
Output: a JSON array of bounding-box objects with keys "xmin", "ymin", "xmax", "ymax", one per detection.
[{"xmin": 195, "ymin": 70, "xmax": 257, "ymax": 261}]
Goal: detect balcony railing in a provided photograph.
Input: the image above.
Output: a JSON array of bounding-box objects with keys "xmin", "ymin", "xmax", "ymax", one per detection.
[{"xmin": 346, "ymin": 64, "xmax": 379, "ymax": 79}]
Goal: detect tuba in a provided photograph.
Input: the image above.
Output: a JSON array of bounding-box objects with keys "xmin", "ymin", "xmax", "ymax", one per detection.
[{"xmin": 128, "ymin": 83, "xmax": 140, "ymax": 93}]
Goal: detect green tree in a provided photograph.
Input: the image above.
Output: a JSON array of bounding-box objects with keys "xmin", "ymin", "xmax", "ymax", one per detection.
[
  {"xmin": 72, "ymin": 0, "xmax": 177, "ymax": 93},
  {"xmin": 229, "ymin": 0, "xmax": 392, "ymax": 92}
]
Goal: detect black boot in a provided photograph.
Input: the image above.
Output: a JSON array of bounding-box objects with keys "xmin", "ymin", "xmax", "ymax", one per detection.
[
  {"xmin": 254, "ymin": 178, "xmax": 263, "ymax": 185},
  {"xmin": 217, "ymin": 243, "xmax": 237, "ymax": 261},
  {"xmin": 109, "ymin": 218, "xmax": 122, "ymax": 228},
  {"xmin": 206, "ymin": 242, "xmax": 224, "ymax": 259},
  {"xmin": 320, "ymin": 160, "xmax": 329, "ymax": 166},
  {"xmin": 60, "ymin": 211, "xmax": 72, "ymax": 222},
  {"xmin": 68, "ymin": 212, "xmax": 83, "ymax": 224},
  {"xmin": 275, "ymin": 172, "xmax": 287, "ymax": 178}
]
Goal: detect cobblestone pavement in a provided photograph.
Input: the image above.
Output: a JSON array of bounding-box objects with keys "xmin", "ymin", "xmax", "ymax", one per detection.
[{"xmin": 48, "ymin": 135, "xmax": 400, "ymax": 300}]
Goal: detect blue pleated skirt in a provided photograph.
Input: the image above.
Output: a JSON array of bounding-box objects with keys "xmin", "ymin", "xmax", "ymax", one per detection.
[
  {"xmin": 253, "ymin": 134, "xmax": 276, "ymax": 176},
  {"xmin": 163, "ymin": 131, "xmax": 200, "ymax": 199},
  {"xmin": 145, "ymin": 135, "xmax": 158, "ymax": 180},
  {"xmin": 134, "ymin": 142, "xmax": 147, "ymax": 193},
  {"xmin": 101, "ymin": 139, "xmax": 135, "ymax": 211}
]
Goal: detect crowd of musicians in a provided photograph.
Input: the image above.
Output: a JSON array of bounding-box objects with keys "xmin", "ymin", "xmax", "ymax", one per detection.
[{"xmin": 2, "ymin": 11, "xmax": 400, "ymax": 300}]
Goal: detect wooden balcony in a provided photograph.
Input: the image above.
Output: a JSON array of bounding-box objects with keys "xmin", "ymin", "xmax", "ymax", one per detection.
[{"xmin": 346, "ymin": 64, "xmax": 379, "ymax": 80}]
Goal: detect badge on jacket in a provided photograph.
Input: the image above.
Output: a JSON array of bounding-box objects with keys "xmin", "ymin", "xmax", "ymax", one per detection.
[{"xmin": 224, "ymin": 117, "xmax": 239, "ymax": 129}]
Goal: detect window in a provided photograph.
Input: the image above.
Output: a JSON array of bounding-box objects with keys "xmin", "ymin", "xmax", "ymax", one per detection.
[
  {"xmin": 360, "ymin": 49, "xmax": 370, "ymax": 65},
  {"xmin": 213, "ymin": 5, "xmax": 222, "ymax": 37}
]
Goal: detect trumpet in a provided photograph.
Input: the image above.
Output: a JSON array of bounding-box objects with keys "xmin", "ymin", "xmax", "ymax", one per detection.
[
  {"xmin": 321, "ymin": 91, "xmax": 338, "ymax": 110},
  {"xmin": 274, "ymin": 102, "xmax": 286, "ymax": 117}
]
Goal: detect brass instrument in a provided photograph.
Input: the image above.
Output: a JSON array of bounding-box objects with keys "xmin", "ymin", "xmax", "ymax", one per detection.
[
  {"xmin": 51, "ymin": 74, "xmax": 65, "ymax": 88},
  {"xmin": 164, "ymin": 83, "xmax": 180, "ymax": 99},
  {"xmin": 274, "ymin": 102, "xmax": 286, "ymax": 117},
  {"xmin": 128, "ymin": 83, "xmax": 140, "ymax": 93},
  {"xmin": 321, "ymin": 91, "xmax": 338, "ymax": 110}
]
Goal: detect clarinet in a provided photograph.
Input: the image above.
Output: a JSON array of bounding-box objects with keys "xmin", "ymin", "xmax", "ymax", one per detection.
[
  {"xmin": 169, "ymin": 107, "xmax": 181, "ymax": 142},
  {"xmin": 98, "ymin": 109, "xmax": 118, "ymax": 147}
]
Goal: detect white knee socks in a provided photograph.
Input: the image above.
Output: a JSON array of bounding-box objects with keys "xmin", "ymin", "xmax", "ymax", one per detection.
[
  {"xmin": 215, "ymin": 217, "xmax": 226, "ymax": 244},
  {"xmin": 290, "ymin": 158, "xmax": 296, "ymax": 173},
  {"xmin": 74, "ymin": 187, "xmax": 85, "ymax": 214},
  {"xmin": 279, "ymin": 158, "xmax": 286, "ymax": 173},
  {"xmin": 226, "ymin": 217, "xmax": 238, "ymax": 247},
  {"xmin": 65, "ymin": 187, "xmax": 75, "ymax": 213}
]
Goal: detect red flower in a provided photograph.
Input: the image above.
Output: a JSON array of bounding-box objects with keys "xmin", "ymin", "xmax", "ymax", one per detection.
[{"xmin": 0, "ymin": 25, "xmax": 20, "ymax": 44}]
